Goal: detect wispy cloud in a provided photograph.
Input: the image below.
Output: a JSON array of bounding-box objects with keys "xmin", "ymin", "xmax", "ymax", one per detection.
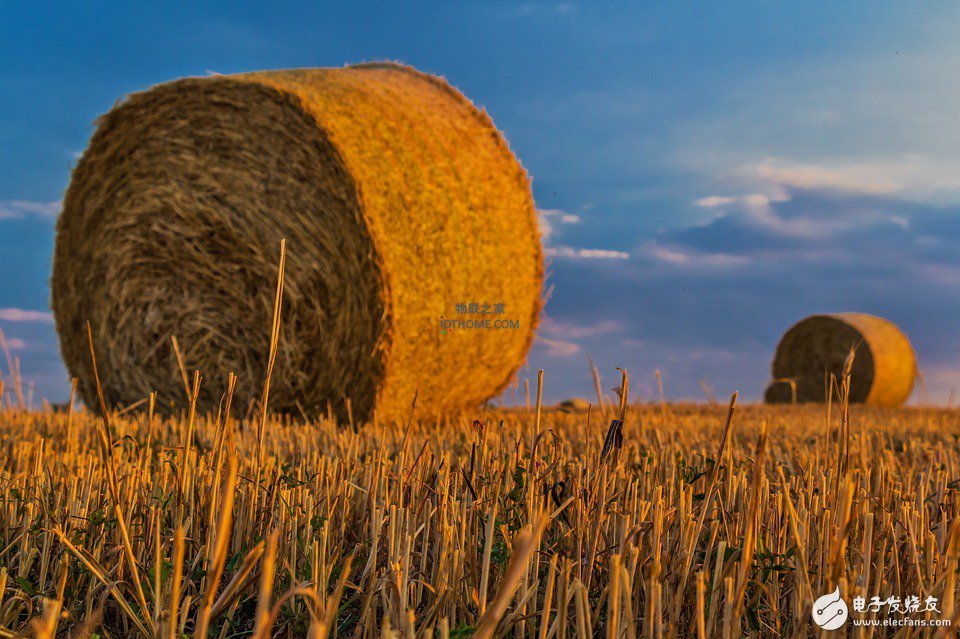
[
  {"xmin": 537, "ymin": 208, "xmax": 581, "ymax": 240},
  {"xmin": 696, "ymin": 192, "xmax": 789, "ymax": 211},
  {"xmin": 743, "ymin": 161, "xmax": 902, "ymax": 196},
  {"xmin": 535, "ymin": 336, "xmax": 581, "ymax": 357},
  {"xmin": 742, "ymin": 156, "xmax": 960, "ymax": 203},
  {"xmin": 534, "ymin": 317, "xmax": 622, "ymax": 359},
  {"xmin": 540, "ymin": 317, "xmax": 621, "ymax": 339},
  {"xmin": 695, "ymin": 195, "xmax": 737, "ymax": 208},
  {"xmin": 0, "ymin": 200, "xmax": 60, "ymax": 220},
  {"xmin": 693, "ymin": 159, "xmax": 905, "ymax": 243},
  {"xmin": 642, "ymin": 243, "xmax": 749, "ymax": 267},
  {"xmin": 545, "ymin": 246, "xmax": 630, "ymax": 260},
  {"xmin": 692, "ymin": 164, "xmax": 921, "ymax": 242},
  {"xmin": 0, "ymin": 308, "xmax": 54, "ymax": 323},
  {"xmin": 538, "ymin": 207, "xmax": 629, "ymax": 260}
]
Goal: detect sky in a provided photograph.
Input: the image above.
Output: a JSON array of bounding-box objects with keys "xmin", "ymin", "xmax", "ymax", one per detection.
[{"xmin": 1, "ymin": 1, "xmax": 959, "ymax": 407}]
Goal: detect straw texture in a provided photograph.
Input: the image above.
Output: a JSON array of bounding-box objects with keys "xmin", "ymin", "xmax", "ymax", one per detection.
[
  {"xmin": 52, "ymin": 63, "xmax": 543, "ymax": 422},
  {"xmin": 764, "ymin": 313, "xmax": 916, "ymax": 407}
]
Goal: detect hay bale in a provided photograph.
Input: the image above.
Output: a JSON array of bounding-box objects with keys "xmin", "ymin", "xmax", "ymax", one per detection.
[
  {"xmin": 764, "ymin": 313, "xmax": 916, "ymax": 407},
  {"xmin": 52, "ymin": 63, "xmax": 543, "ymax": 422},
  {"xmin": 557, "ymin": 397, "xmax": 591, "ymax": 412}
]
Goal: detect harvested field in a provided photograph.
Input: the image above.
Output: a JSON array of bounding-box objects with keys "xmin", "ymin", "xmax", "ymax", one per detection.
[{"xmin": 1, "ymin": 379, "xmax": 958, "ymax": 637}]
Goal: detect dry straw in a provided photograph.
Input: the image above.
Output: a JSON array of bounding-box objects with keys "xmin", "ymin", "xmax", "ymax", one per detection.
[
  {"xmin": 765, "ymin": 312, "xmax": 916, "ymax": 406},
  {"xmin": 52, "ymin": 62, "xmax": 543, "ymax": 422}
]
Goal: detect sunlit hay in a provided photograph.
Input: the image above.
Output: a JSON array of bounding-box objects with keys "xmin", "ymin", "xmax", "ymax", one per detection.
[
  {"xmin": 52, "ymin": 63, "xmax": 543, "ymax": 422},
  {"xmin": 765, "ymin": 312, "xmax": 916, "ymax": 406}
]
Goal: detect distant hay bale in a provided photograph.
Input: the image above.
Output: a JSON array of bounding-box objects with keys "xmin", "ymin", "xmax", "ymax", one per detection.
[
  {"xmin": 557, "ymin": 397, "xmax": 591, "ymax": 412},
  {"xmin": 52, "ymin": 63, "xmax": 543, "ymax": 422},
  {"xmin": 764, "ymin": 313, "xmax": 916, "ymax": 407}
]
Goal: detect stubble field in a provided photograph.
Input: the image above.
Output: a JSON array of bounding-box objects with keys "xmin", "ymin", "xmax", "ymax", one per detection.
[{"xmin": 1, "ymin": 380, "xmax": 959, "ymax": 638}]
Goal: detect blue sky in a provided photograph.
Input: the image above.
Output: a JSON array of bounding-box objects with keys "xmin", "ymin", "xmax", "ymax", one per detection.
[{"xmin": 2, "ymin": 1, "xmax": 959, "ymax": 406}]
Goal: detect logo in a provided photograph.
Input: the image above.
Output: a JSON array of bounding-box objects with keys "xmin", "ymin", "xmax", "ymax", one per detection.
[
  {"xmin": 439, "ymin": 302, "xmax": 521, "ymax": 335},
  {"xmin": 813, "ymin": 588, "xmax": 848, "ymax": 630},
  {"xmin": 809, "ymin": 588, "xmax": 949, "ymax": 630}
]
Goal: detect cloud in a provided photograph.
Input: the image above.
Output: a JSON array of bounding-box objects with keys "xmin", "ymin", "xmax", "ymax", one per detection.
[
  {"xmin": 4, "ymin": 338, "xmax": 26, "ymax": 350},
  {"xmin": 0, "ymin": 308, "xmax": 54, "ymax": 323},
  {"xmin": 538, "ymin": 208, "xmax": 629, "ymax": 259},
  {"xmin": 737, "ymin": 157, "xmax": 960, "ymax": 205},
  {"xmin": 690, "ymin": 177, "xmax": 924, "ymax": 244},
  {"xmin": 696, "ymin": 192, "xmax": 793, "ymax": 223},
  {"xmin": 695, "ymin": 195, "xmax": 737, "ymax": 208},
  {"xmin": 749, "ymin": 162, "xmax": 902, "ymax": 196},
  {"xmin": 642, "ymin": 243, "xmax": 749, "ymax": 268},
  {"xmin": 540, "ymin": 317, "xmax": 621, "ymax": 339},
  {"xmin": 533, "ymin": 317, "xmax": 622, "ymax": 359},
  {"xmin": 537, "ymin": 208, "xmax": 581, "ymax": 240},
  {"xmin": 694, "ymin": 163, "xmax": 902, "ymax": 242},
  {"xmin": 694, "ymin": 189, "xmax": 837, "ymax": 241},
  {"xmin": 535, "ymin": 336, "xmax": 581, "ymax": 357},
  {"xmin": 0, "ymin": 200, "xmax": 60, "ymax": 220},
  {"xmin": 545, "ymin": 246, "xmax": 630, "ymax": 260},
  {"xmin": 734, "ymin": 197, "xmax": 827, "ymax": 241}
]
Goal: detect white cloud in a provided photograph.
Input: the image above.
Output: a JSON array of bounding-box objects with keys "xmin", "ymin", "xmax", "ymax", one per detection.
[
  {"xmin": 687, "ymin": 157, "xmax": 960, "ymax": 211},
  {"xmin": 749, "ymin": 162, "xmax": 901, "ymax": 195},
  {"xmin": 540, "ymin": 317, "xmax": 621, "ymax": 339},
  {"xmin": 647, "ymin": 244, "xmax": 689, "ymax": 264},
  {"xmin": 0, "ymin": 308, "xmax": 54, "ymax": 323},
  {"xmin": 0, "ymin": 200, "xmax": 60, "ymax": 220},
  {"xmin": 644, "ymin": 243, "xmax": 749, "ymax": 267},
  {"xmin": 535, "ymin": 336, "xmax": 581, "ymax": 357},
  {"xmin": 545, "ymin": 246, "xmax": 630, "ymax": 260},
  {"xmin": 537, "ymin": 208, "xmax": 581, "ymax": 240},
  {"xmin": 692, "ymin": 162, "xmax": 921, "ymax": 242},
  {"xmin": 695, "ymin": 191, "xmax": 797, "ymax": 235},
  {"xmin": 534, "ymin": 318, "xmax": 621, "ymax": 360},
  {"xmin": 743, "ymin": 156, "xmax": 960, "ymax": 203},
  {"xmin": 539, "ymin": 208, "xmax": 627, "ymax": 260},
  {"xmin": 699, "ymin": 192, "xmax": 789, "ymax": 211},
  {"xmin": 891, "ymin": 215, "xmax": 910, "ymax": 229},
  {"xmin": 695, "ymin": 195, "xmax": 736, "ymax": 208},
  {"xmin": 738, "ymin": 198, "xmax": 828, "ymax": 240}
]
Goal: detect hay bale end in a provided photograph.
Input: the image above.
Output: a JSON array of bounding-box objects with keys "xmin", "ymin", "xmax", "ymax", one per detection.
[
  {"xmin": 52, "ymin": 63, "xmax": 543, "ymax": 423},
  {"xmin": 764, "ymin": 313, "xmax": 916, "ymax": 407}
]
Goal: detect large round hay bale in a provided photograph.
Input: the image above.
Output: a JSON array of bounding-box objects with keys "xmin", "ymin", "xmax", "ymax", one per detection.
[
  {"xmin": 764, "ymin": 313, "xmax": 916, "ymax": 407},
  {"xmin": 52, "ymin": 63, "xmax": 543, "ymax": 422}
]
